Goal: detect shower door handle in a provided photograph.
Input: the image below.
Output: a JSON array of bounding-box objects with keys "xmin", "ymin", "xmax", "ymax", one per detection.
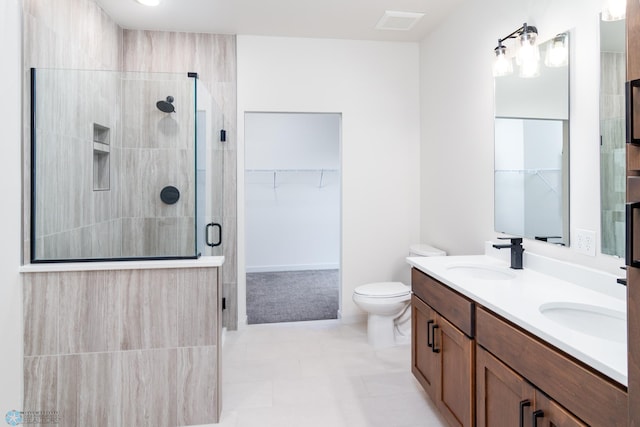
[{"xmin": 206, "ymin": 222, "xmax": 222, "ymax": 247}]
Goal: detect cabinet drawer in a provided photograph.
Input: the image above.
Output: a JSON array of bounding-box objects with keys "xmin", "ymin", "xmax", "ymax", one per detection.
[
  {"xmin": 476, "ymin": 307, "xmax": 627, "ymax": 427},
  {"xmin": 411, "ymin": 268, "xmax": 474, "ymax": 337}
]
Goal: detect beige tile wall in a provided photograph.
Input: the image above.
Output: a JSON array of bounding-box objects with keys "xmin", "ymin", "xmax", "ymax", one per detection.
[
  {"xmin": 23, "ymin": 0, "xmax": 123, "ymax": 262},
  {"xmin": 32, "ymin": 68, "xmax": 198, "ymax": 259},
  {"xmin": 123, "ymin": 30, "xmax": 238, "ymax": 330},
  {"xmin": 23, "ymin": 2, "xmax": 237, "ymax": 329},
  {"xmin": 23, "ymin": 267, "xmax": 220, "ymax": 426},
  {"xmin": 23, "ymin": 2, "xmax": 234, "ymax": 422}
]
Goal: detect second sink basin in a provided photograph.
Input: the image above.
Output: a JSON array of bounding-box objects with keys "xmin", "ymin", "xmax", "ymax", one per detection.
[
  {"xmin": 445, "ymin": 264, "xmax": 516, "ymax": 280},
  {"xmin": 539, "ymin": 302, "xmax": 626, "ymax": 343}
]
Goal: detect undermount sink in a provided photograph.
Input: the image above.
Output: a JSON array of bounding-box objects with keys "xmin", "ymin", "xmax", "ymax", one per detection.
[
  {"xmin": 539, "ymin": 302, "xmax": 626, "ymax": 343},
  {"xmin": 445, "ymin": 264, "xmax": 516, "ymax": 280}
]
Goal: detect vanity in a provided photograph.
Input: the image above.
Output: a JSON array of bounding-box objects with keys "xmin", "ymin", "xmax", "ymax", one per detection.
[{"xmin": 408, "ymin": 248, "xmax": 628, "ymax": 427}]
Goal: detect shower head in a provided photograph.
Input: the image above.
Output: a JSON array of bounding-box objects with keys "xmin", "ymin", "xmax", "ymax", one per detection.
[{"xmin": 156, "ymin": 96, "xmax": 175, "ymax": 113}]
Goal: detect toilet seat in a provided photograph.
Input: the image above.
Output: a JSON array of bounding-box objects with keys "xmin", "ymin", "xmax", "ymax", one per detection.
[{"xmin": 354, "ymin": 282, "xmax": 410, "ymax": 298}]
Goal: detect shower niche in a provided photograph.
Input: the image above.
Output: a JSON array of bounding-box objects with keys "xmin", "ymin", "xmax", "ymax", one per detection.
[
  {"xmin": 30, "ymin": 68, "xmax": 225, "ymax": 262},
  {"xmin": 92, "ymin": 123, "xmax": 110, "ymax": 191}
]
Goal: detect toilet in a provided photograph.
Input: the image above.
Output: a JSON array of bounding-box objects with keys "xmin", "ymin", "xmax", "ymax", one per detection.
[{"xmin": 353, "ymin": 244, "xmax": 446, "ymax": 348}]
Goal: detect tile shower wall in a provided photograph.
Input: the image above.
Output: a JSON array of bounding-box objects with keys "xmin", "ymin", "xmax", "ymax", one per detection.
[
  {"xmin": 123, "ymin": 31, "xmax": 238, "ymax": 329},
  {"xmin": 23, "ymin": 0, "xmax": 237, "ymax": 328},
  {"xmin": 120, "ymin": 76, "xmax": 196, "ymax": 257},
  {"xmin": 600, "ymin": 51, "xmax": 626, "ymax": 256},
  {"xmin": 33, "ymin": 69, "xmax": 199, "ymax": 260},
  {"xmin": 22, "ymin": 0, "xmax": 123, "ymax": 261},
  {"xmin": 22, "ymin": 0, "xmax": 232, "ymax": 425},
  {"xmin": 33, "ymin": 69, "xmax": 123, "ymax": 259},
  {"xmin": 23, "ymin": 267, "xmax": 221, "ymax": 426}
]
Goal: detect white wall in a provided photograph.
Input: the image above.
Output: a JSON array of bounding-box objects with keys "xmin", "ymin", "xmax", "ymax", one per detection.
[
  {"xmin": 238, "ymin": 36, "xmax": 421, "ymax": 323},
  {"xmin": 245, "ymin": 112, "xmax": 340, "ymax": 272},
  {"xmin": 0, "ymin": 0, "xmax": 24, "ymax": 414},
  {"xmin": 245, "ymin": 113, "xmax": 340, "ymax": 170},
  {"xmin": 420, "ymin": 0, "xmax": 624, "ymax": 274}
]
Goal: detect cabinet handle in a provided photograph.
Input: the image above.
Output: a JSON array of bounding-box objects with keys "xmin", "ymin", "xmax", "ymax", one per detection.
[
  {"xmin": 431, "ymin": 324, "xmax": 440, "ymax": 353},
  {"xmin": 532, "ymin": 409, "xmax": 544, "ymax": 427},
  {"xmin": 626, "ymin": 79, "xmax": 640, "ymax": 145},
  {"xmin": 427, "ymin": 320, "xmax": 434, "ymax": 347},
  {"xmin": 627, "ymin": 202, "xmax": 640, "ymax": 267},
  {"xmin": 519, "ymin": 400, "xmax": 531, "ymax": 427}
]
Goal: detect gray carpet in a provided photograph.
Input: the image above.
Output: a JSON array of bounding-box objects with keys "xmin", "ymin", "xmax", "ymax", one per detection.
[{"xmin": 246, "ymin": 269, "xmax": 339, "ymax": 324}]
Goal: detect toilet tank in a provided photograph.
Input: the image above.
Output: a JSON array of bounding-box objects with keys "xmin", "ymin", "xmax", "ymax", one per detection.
[{"xmin": 409, "ymin": 244, "xmax": 446, "ymax": 257}]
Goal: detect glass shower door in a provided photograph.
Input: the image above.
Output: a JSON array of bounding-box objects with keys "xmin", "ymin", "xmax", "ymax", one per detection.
[{"xmin": 196, "ymin": 80, "xmax": 224, "ymax": 256}]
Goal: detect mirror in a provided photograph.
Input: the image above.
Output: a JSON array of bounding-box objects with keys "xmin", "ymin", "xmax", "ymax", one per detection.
[
  {"xmin": 600, "ymin": 17, "xmax": 626, "ymax": 257},
  {"xmin": 494, "ymin": 32, "xmax": 570, "ymax": 245}
]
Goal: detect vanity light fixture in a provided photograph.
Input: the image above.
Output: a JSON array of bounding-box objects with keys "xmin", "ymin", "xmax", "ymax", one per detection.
[
  {"xmin": 493, "ymin": 23, "xmax": 540, "ymax": 78},
  {"xmin": 544, "ymin": 33, "xmax": 569, "ymax": 67},
  {"xmin": 493, "ymin": 41, "xmax": 513, "ymax": 77},
  {"xmin": 602, "ymin": 0, "xmax": 626, "ymax": 21},
  {"xmin": 516, "ymin": 24, "xmax": 540, "ymax": 78},
  {"xmin": 135, "ymin": 0, "xmax": 161, "ymax": 6}
]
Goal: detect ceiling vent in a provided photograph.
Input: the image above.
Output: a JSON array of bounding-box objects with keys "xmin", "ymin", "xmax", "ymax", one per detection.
[{"xmin": 375, "ymin": 10, "xmax": 425, "ymax": 31}]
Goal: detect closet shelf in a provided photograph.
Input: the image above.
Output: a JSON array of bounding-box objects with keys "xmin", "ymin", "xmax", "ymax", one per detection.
[
  {"xmin": 246, "ymin": 169, "xmax": 339, "ymax": 188},
  {"xmin": 495, "ymin": 168, "xmax": 560, "ymax": 173},
  {"xmin": 495, "ymin": 168, "xmax": 560, "ymax": 194}
]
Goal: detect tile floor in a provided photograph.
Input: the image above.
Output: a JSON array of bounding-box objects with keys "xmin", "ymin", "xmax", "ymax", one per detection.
[{"xmin": 213, "ymin": 320, "xmax": 448, "ymax": 427}]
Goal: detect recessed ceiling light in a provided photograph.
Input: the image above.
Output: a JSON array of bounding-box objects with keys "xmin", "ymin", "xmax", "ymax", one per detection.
[
  {"xmin": 375, "ymin": 10, "xmax": 425, "ymax": 31},
  {"xmin": 136, "ymin": 0, "xmax": 161, "ymax": 6}
]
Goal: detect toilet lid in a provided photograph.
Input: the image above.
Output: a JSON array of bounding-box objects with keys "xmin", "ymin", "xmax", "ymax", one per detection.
[
  {"xmin": 354, "ymin": 282, "xmax": 410, "ymax": 297},
  {"xmin": 410, "ymin": 244, "xmax": 446, "ymax": 257}
]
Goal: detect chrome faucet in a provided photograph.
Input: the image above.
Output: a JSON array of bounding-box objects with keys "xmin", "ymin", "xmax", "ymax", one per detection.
[{"xmin": 492, "ymin": 237, "xmax": 524, "ymax": 269}]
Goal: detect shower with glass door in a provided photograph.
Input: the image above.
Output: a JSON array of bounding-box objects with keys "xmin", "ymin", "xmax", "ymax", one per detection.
[{"xmin": 30, "ymin": 68, "xmax": 224, "ymax": 262}]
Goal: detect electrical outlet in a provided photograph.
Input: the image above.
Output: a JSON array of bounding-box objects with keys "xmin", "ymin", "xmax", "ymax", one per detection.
[{"xmin": 574, "ymin": 229, "xmax": 596, "ymax": 256}]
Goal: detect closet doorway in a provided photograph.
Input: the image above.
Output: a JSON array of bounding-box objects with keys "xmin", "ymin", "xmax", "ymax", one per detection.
[{"xmin": 244, "ymin": 112, "xmax": 341, "ymax": 324}]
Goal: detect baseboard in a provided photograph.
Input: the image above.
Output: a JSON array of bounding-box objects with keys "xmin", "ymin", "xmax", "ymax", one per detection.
[
  {"xmin": 338, "ymin": 311, "xmax": 367, "ymax": 324},
  {"xmin": 238, "ymin": 315, "xmax": 249, "ymax": 328},
  {"xmin": 246, "ymin": 263, "xmax": 340, "ymax": 273},
  {"xmin": 221, "ymin": 327, "xmax": 227, "ymax": 347}
]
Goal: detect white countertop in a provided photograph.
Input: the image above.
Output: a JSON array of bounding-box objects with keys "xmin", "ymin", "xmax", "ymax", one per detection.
[
  {"xmin": 407, "ymin": 253, "xmax": 627, "ymax": 386},
  {"xmin": 20, "ymin": 256, "xmax": 225, "ymax": 273}
]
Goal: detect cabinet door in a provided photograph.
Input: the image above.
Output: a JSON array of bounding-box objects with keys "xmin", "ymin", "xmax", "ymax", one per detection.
[
  {"xmin": 435, "ymin": 315, "xmax": 474, "ymax": 427},
  {"xmin": 627, "ymin": 0, "xmax": 640, "ymax": 424},
  {"xmin": 477, "ymin": 345, "xmax": 534, "ymax": 427},
  {"xmin": 412, "ymin": 295, "xmax": 438, "ymax": 400},
  {"xmin": 533, "ymin": 392, "xmax": 587, "ymax": 427}
]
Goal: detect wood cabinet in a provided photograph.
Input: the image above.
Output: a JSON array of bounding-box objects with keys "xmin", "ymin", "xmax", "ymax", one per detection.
[
  {"xmin": 534, "ymin": 392, "xmax": 586, "ymax": 427},
  {"xmin": 477, "ymin": 345, "xmax": 585, "ymax": 427},
  {"xmin": 476, "ymin": 344, "xmax": 531, "ymax": 427},
  {"xmin": 437, "ymin": 314, "xmax": 474, "ymax": 427},
  {"xmin": 412, "ymin": 269, "xmax": 474, "ymax": 427},
  {"xmin": 411, "ymin": 268, "xmax": 627, "ymax": 426},
  {"xmin": 628, "ymin": 1, "xmax": 640, "ymax": 425},
  {"xmin": 412, "ymin": 295, "xmax": 438, "ymax": 399},
  {"xmin": 476, "ymin": 307, "xmax": 627, "ymax": 427}
]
